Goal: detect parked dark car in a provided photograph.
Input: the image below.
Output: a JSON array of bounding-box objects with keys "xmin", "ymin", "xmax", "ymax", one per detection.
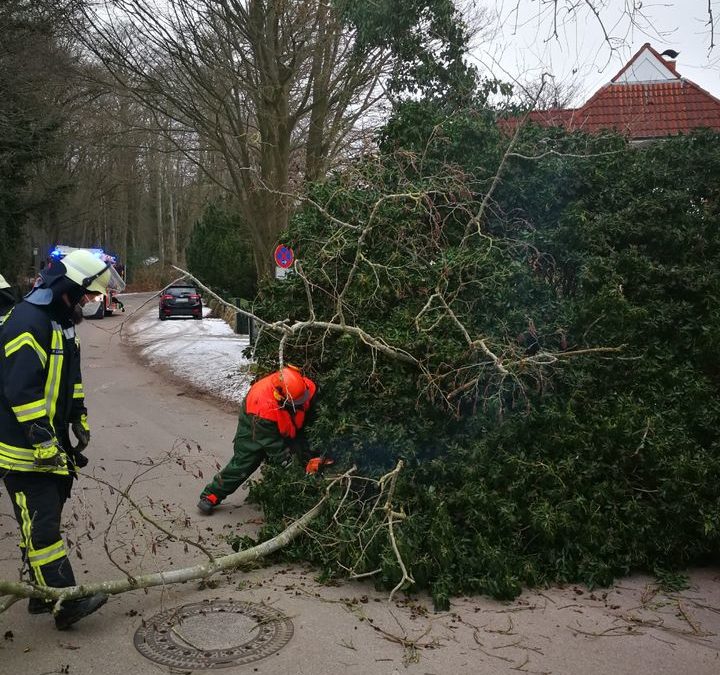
[{"xmin": 159, "ymin": 284, "xmax": 203, "ymax": 320}]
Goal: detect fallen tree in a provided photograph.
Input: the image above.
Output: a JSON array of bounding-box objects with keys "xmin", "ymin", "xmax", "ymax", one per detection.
[
  {"xmin": 238, "ymin": 111, "xmax": 720, "ymax": 608},
  {"xmin": 3, "ymin": 103, "xmax": 719, "ymax": 615}
]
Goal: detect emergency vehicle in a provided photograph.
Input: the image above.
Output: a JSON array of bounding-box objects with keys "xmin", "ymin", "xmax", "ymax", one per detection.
[{"xmin": 48, "ymin": 245, "xmax": 125, "ymax": 319}]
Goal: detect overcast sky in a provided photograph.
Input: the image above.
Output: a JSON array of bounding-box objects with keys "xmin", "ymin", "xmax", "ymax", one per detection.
[{"xmin": 472, "ymin": 1, "xmax": 720, "ymax": 104}]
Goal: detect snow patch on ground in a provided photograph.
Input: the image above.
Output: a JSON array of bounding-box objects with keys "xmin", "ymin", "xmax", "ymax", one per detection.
[{"xmin": 125, "ymin": 305, "xmax": 253, "ymax": 404}]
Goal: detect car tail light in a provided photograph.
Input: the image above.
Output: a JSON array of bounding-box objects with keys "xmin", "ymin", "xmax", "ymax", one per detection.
[
  {"xmin": 189, "ymin": 294, "xmax": 200, "ymax": 300},
  {"xmin": 161, "ymin": 294, "xmax": 173, "ymax": 301}
]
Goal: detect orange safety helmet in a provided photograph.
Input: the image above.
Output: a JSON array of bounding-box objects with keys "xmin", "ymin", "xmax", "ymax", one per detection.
[{"xmin": 271, "ymin": 365, "xmax": 311, "ymax": 405}]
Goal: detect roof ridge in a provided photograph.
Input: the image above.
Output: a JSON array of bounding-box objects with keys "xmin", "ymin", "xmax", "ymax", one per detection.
[{"xmin": 611, "ymin": 43, "xmax": 680, "ymax": 83}]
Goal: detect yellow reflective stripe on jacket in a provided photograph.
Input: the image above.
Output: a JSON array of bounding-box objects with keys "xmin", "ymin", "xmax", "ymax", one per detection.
[
  {"xmin": 11, "ymin": 399, "xmax": 47, "ymax": 423},
  {"xmin": 4, "ymin": 332, "xmax": 48, "ymax": 368},
  {"xmin": 2, "ymin": 322, "xmax": 68, "ymax": 476},
  {"xmin": 0, "ymin": 440, "xmax": 35, "ymax": 461},
  {"xmin": 73, "ymin": 383, "xmax": 84, "ymax": 399},
  {"xmin": 0, "ymin": 441, "xmax": 69, "ymax": 475},
  {"xmin": 6, "ymin": 324, "xmax": 63, "ymax": 431},
  {"xmin": 43, "ymin": 323, "xmax": 64, "ymax": 430}
]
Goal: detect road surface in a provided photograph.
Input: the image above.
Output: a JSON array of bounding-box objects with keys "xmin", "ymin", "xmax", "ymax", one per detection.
[{"xmin": 1, "ymin": 293, "xmax": 719, "ymax": 674}]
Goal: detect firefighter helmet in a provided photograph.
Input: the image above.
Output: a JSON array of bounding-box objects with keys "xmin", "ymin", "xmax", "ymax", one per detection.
[
  {"xmin": 61, "ymin": 249, "xmax": 125, "ymax": 294},
  {"xmin": 271, "ymin": 366, "xmax": 310, "ymax": 405}
]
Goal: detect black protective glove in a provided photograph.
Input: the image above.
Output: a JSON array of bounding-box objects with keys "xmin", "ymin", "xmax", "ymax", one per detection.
[
  {"xmin": 61, "ymin": 424, "xmax": 89, "ymax": 475},
  {"xmin": 71, "ymin": 414, "xmax": 90, "ymax": 451},
  {"xmin": 70, "ymin": 451, "xmax": 89, "ymax": 469}
]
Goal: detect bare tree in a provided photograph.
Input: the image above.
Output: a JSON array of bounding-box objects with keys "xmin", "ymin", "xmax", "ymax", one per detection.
[
  {"xmin": 521, "ymin": 75, "xmax": 582, "ymax": 110},
  {"xmin": 27, "ymin": 67, "xmax": 211, "ymax": 269},
  {"xmin": 73, "ymin": 0, "xmax": 395, "ymax": 279},
  {"xmin": 505, "ymin": 1, "xmax": 718, "ymax": 53}
]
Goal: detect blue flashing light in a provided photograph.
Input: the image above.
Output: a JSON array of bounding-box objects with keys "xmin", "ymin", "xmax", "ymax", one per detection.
[{"xmin": 48, "ymin": 245, "xmax": 113, "ymax": 261}]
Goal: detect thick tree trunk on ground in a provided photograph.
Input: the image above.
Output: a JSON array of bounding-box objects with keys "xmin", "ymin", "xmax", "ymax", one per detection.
[{"xmin": 0, "ymin": 489, "xmax": 326, "ymax": 612}]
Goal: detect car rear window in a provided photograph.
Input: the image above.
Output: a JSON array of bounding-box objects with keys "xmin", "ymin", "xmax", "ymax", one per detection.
[{"xmin": 166, "ymin": 287, "xmax": 198, "ymax": 297}]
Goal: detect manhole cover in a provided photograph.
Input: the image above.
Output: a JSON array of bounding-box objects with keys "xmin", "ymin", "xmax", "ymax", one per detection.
[{"xmin": 134, "ymin": 599, "xmax": 294, "ymax": 669}]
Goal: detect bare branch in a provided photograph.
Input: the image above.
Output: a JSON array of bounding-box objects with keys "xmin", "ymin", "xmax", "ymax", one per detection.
[{"xmin": 0, "ymin": 465, "xmax": 358, "ymax": 609}]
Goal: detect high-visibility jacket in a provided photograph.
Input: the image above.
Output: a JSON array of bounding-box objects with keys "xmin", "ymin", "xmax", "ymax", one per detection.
[
  {"xmin": 0, "ymin": 301, "xmax": 86, "ymax": 476},
  {"xmin": 200, "ymin": 371, "xmax": 317, "ymax": 501},
  {"xmin": 245, "ymin": 372, "xmax": 316, "ymax": 439}
]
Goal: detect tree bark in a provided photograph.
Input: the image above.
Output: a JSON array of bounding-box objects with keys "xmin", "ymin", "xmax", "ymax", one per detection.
[
  {"xmin": 0, "ymin": 496, "xmax": 325, "ymax": 611},
  {"xmin": 75, "ymin": 0, "xmax": 391, "ymax": 280}
]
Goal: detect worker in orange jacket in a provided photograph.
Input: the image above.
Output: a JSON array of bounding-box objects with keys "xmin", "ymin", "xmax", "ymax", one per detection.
[{"xmin": 198, "ymin": 365, "xmax": 322, "ymax": 514}]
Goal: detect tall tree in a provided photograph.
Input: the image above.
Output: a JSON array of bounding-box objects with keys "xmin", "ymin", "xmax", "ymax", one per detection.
[
  {"xmin": 0, "ymin": 1, "xmax": 72, "ymax": 281},
  {"xmin": 74, "ymin": 0, "xmax": 476, "ymax": 279}
]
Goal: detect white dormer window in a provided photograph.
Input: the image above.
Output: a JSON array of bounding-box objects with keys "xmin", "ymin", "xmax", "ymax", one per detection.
[{"xmin": 613, "ymin": 45, "xmax": 680, "ymax": 84}]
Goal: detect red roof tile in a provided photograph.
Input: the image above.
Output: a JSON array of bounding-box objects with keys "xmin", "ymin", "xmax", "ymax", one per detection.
[
  {"xmin": 501, "ymin": 44, "xmax": 720, "ymax": 140},
  {"xmin": 523, "ymin": 80, "xmax": 720, "ymax": 139}
]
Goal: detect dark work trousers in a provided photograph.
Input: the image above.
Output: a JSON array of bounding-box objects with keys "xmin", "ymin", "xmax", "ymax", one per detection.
[
  {"xmin": 200, "ymin": 416, "xmax": 287, "ymax": 501},
  {"xmin": 3, "ymin": 472, "xmax": 76, "ymax": 589}
]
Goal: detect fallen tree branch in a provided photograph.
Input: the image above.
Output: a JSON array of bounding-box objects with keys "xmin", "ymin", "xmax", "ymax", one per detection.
[
  {"xmin": 380, "ymin": 460, "xmax": 414, "ymax": 601},
  {"xmin": 0, "ymin": 467, "xmax": 356, "ymax": 611},
  {"xmin": 172, "ymin": 265, "xmax": 421, "ymax": 368}
]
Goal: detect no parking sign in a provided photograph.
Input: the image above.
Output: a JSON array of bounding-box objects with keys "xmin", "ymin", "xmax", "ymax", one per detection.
[{"xmin": 274, "ymin": 244, "xmax": 294, "ymax": 269}]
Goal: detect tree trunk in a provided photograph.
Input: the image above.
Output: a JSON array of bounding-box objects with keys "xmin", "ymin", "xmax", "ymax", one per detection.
[
  {"xmin": 156, "ymin": 166, "xmax": 165, "ymax": 266},
  {"xmin": 0, "ymin": 495, "xmax": 326, "ymax": 611},
  {"xmin": 168, "ymin": 177, "xmax": 178, "ymax": 266}
]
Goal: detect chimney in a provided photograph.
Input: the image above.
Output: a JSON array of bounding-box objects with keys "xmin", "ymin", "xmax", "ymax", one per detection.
[{"xmin": 658, "ymin": 47, "xmax": 681, "ymax": 75}]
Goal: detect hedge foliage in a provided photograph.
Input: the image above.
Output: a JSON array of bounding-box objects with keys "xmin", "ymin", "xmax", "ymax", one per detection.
[
  {"xmin": 187, "ymin": 201, "xmax": 257, "ymax": 301},
  {"xmin": 237, "ymin": 104, "xmax": 720, "ymax": 608}
]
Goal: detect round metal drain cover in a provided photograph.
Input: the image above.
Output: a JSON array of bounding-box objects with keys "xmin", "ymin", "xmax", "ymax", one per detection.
[{"xmin": 134, "ymin": 599, "xmax": 294, "ymax": 669}]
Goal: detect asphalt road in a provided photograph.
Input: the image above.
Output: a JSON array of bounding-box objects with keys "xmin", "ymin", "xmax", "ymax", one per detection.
[{"xmin": 1, "ymin": 293, "xmax": 719, "ymax": 675}]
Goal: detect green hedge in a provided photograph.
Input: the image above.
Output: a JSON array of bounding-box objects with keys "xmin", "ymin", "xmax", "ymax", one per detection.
[{"xmin": 236, "ymin": 106, "xmax": 720, "ymax": 607}]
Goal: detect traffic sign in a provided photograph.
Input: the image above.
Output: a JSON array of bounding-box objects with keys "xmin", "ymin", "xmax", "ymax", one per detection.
[{"xmin": 274, "ymin": 244, "xmax": 294, "ymax": 269}]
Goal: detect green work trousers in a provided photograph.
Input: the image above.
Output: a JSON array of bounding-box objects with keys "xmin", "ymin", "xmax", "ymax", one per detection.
[{"xmin": 201, "ymin": 412, "xmax": 286, "ymax": 501}]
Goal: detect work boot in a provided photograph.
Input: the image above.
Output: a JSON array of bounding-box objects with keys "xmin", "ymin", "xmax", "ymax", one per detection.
[
  {"xmin": 197, "ymin": 493, "xmax": 219, "ymax": 514},
  {"xmin": 54, "ymin": 593, "xmax": 108, "ymax": 631},
  {"xmin": 28, "ymin": 597, "xmax": 53, "ymax": 615}
]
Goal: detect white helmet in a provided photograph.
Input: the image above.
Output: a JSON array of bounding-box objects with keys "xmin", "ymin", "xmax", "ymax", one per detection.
[
  {"xmin": 62, "ymin": 249, "xmax": 126, "ymax": 294},
  {"xmin": 0, "ymin": 274, "xmax": 10, "ymax": 290}
]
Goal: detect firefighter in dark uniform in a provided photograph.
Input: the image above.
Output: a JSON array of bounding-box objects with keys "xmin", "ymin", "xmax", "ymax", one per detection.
[
  {"xmin": 0, "ymin": 249, "xmax": 125, "ymax": 629},
  {"xmin": 197, "ymin": 365, "xmax": 323, "ymax": 514}
]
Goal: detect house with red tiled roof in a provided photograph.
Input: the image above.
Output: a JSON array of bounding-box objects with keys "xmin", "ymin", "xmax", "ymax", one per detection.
[{"xmin": 520, "ymin": 44, "xmax": 720, "ymax": 141}]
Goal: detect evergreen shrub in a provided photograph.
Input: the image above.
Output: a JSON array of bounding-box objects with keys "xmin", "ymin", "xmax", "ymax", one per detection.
[
  {"xmin": 237, "ymin": 106, "xmax": 720, "ymax": 607},
  {"xmin": 187, "ymin": 201, "xmax": 256, "ymax": 301}
]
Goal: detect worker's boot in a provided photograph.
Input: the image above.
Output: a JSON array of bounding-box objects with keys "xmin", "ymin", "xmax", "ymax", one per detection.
[
  {"xmin": 54, "ymin": 593, "xmax": 108, "ymax": 630},
  {"xmin": 197, "ymin": 493, "xmax": 219, "ymax": 515},
  {"xmin": 28, "ymin": 597, "xmax": 53, "ymax": 614}
]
